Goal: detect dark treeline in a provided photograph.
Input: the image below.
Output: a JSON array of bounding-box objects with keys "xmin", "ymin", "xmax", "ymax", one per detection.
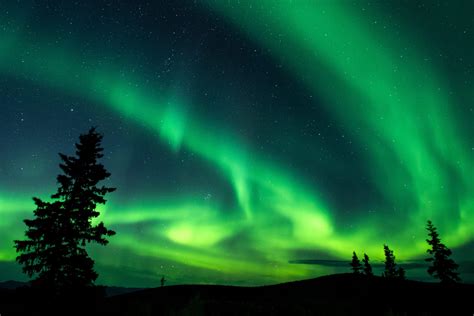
[{"xmin": 351, "ymin": 221, "xmax": 460, "ymax": 283}]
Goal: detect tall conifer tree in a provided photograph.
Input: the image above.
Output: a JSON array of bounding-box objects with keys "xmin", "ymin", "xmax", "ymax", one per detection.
[
  {"xmin": 350, "ymin": 251, "xmax": 362, "ymax": 274},
  {"xmin": 15, "ymin": 128, "xmax": 115, "ymax": 290},
  {"xmin": 426, "ymin": 220, "xmax": 460, "ymax": 283},
  {"xmin": 362, "ymin": 253, "xmax": 373, "ymax": 276},
  {"xmin": 382, "ymin": 245, "xmax": 405, "ymax": 280}
]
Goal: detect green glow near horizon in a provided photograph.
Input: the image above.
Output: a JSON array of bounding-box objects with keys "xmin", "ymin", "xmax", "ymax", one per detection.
[{"xmin": 0, "ymin": 2, "xmax": 473, "ymax": 286}]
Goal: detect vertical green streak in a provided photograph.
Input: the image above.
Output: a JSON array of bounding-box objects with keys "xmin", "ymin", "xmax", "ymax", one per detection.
[{"xmin": 202, "ymin": 0, "xmax": 474, "ymax": 246}]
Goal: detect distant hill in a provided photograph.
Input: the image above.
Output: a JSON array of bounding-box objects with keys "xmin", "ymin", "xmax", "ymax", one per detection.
[
  {"xmin": 1, "ymin": 274, "xmax": 473, "ymax": 315},
  {"xmin": 101, "ymin": 274, "xmax": 474, "ymax": 315},
  {"xmin": 0, "ymin": 281, "xmax": 27, "ymax": 290},
  {"xmin": 104, "ymin": 285, "xmax": 145, "ymax": 297},
  {"xmin": 0, "ymin": 280, "xmax": 142, "ymax": 297}
]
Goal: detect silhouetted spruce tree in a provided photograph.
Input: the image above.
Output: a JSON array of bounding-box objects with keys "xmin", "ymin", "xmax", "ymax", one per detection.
[
  {"xmin": 14, "ymin": 128, "xmax": 115, "ymax": 291},
  {"xmin": 350, "ymin": 251, "xmax": 362, "ymax": 274},
  {"xmin": 362, "ymin": 253, "xmax": 373, "ymax": 276},
  {"xmin": 382, "ymin": 245, "xmax": 405, "ymax": 279},
  {"xmin": 398, "ymin": 266, "xmax": 406, "ymax": 280},
  {"xmin": 425, "ymin": 220, "xmax": 460, "ymax": 283}
]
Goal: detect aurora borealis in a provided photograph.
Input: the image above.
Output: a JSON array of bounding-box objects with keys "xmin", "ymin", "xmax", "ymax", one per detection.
[{"xmin": 0, "ymin": 1, "xmax": 473, "ymax": 286}]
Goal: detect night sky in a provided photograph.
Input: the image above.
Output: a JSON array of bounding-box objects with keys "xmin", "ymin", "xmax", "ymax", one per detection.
[{"xmin": 1, "ymin": 1, "xmax": 474, "ymax": 287}]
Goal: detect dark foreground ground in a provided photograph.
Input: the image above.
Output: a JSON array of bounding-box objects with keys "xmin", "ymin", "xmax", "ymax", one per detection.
[{"xmin": 0, "ymin": 274, "xmax": 473, "ymax": 315}]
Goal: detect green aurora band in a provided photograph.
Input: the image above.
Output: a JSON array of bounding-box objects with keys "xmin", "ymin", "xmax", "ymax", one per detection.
[{"xmin": 0, "ymin": 2, "xmax": 473, "ymax": 285}]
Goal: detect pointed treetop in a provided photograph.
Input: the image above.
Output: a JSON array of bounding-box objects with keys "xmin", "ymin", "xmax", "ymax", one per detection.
[
  {"xmin": 425, "ymin": 220, "xmax": 460, "ymax": 283},
  {"xmin": 362, "ymin": 253, "xmax": 373, "ymax": 276},
  {"xmin": 350, "ymin": 251, "xmax": 362, "ymax": 274}
]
